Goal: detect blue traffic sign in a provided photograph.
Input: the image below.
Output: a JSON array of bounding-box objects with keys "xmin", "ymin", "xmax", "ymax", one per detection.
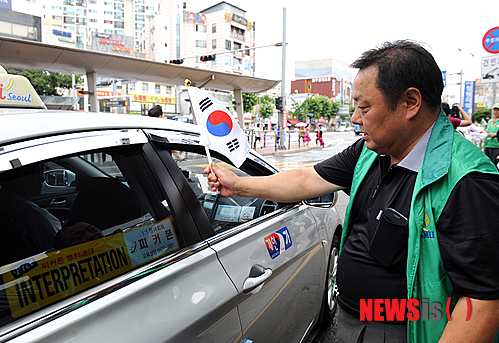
[{"xmin": 483, "ymin": 27, "xmax": 499, "ymax": 54}]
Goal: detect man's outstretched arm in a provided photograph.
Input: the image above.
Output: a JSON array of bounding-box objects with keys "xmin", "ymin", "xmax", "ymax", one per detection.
[{"xmin": 204, "ymin": 162, "xmax": 343, "ymax": 202}]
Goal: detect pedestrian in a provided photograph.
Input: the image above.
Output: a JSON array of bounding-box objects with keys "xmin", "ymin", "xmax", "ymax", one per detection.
[
  {"xmin": 484, "ymin": 103, "xmax": 499, "ymax": 166},
  {"xmin": 148, "ymin": 105, "xmax": 185, "ymax": 161},
  {"xmin": 298, "ymin": 125, "xmax": 305, "ymax": 144},
  {"xmin": 442, "ymin": 102, "xmax": 472, "ymax": 129},
  {"xmin": 303, "ymin": 123, "xmax": 311, "ymax": 147},
  {"xmin": 253, "ymin": 123, "xmax": 262, "ymax": 149},
  {"xmin": 204, "ymin": 40, "xmax": 499, "ymax": 343},
  {"xmin": 316, "ymin": 126, "xmax": 324, "ymax": 147}
]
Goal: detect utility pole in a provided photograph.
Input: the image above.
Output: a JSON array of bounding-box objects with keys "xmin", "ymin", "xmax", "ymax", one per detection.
[{"xmin": 279, "ymin": 7, "xmax": 287, "ymax": 149}]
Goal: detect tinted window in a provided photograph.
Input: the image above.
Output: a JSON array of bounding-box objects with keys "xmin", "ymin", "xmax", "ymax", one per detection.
[{"xmin": 0, "ymin": 145, "xmax": 182, "ymax": 327}]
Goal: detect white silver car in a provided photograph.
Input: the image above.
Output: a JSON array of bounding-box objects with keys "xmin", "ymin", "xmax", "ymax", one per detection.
[{"xmin": 0, "ymin": 69, "xmax": 342, "ymax": 343}]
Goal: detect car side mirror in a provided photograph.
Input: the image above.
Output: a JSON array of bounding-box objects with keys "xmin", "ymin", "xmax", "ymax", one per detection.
[
  {"xmin": 44, "ymin": 169, "xmax": 76, "ymax": 187},
  {"xmin": 303, "ymin": 192, "xmax": 337, "ymax": 208}
]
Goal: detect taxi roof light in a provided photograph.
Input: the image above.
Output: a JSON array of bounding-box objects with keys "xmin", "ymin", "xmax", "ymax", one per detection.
[{"xmin": 0, "ymin": 64, "xmax": 46, "ymax": 109}]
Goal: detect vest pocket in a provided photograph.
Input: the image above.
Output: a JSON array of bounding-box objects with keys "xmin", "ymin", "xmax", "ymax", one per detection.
[{"xmin": 369, "ymin": 208, "xmax": 409, "ymax": 267}]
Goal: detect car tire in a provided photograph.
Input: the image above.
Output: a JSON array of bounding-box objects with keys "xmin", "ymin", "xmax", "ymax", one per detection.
[{"xmin": 321, "ymin": 234, "xmax": 340, "ymax": 326}]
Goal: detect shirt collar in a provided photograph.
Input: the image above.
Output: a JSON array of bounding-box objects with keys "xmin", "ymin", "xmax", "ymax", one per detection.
[{"xmin": 397, "ymin": 123, "xmax": 435, "ymax": 172}]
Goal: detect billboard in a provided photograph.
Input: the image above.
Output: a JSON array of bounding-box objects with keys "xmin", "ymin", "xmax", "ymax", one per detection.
[
  {"xmin": 90, "ymin": 32, "xmax": 134, "ymax": 57},
  {"xmin": 295, "ymin": 58, "xmax": 352, "ymax": 82}
]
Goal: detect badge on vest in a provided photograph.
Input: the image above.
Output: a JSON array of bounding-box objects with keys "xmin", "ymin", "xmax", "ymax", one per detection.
[{"xmin": 422, "ymin": 212, "xmax": 436, "ymax": 239}]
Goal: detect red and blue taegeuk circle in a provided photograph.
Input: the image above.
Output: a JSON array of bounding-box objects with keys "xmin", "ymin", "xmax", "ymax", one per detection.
[{"xmin": 206, "ymin": 111, "xmax": 233, "ymax": 137}]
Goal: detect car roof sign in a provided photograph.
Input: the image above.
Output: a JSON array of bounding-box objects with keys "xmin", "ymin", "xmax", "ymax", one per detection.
[{"xmin": 0, "ymin": 65, "xmax": 46, "ymax": 109}]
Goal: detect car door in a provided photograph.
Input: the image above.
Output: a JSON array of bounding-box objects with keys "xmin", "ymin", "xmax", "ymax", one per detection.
[
  {"xmin": 153, "ymin": 140, "xmax": 327, "ymax": 343},
  {"xmin": 0, "ymin": 129, "xmax": 243, "ymax": 343},
  {"xmin": 210, "ymin": 205, "xmax": 324, "ymax": 343}
]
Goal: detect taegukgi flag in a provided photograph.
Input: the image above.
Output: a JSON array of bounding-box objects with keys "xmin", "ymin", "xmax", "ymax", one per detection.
[{"xmin": 187, "ymin": 87, "xmax": 250, "ymax": 168}]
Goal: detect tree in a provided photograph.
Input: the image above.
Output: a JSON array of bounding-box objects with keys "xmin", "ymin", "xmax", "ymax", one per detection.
[
  {"xmin": 473, "ymin": 109, "xmax": 491, "ymax": 123},
  {"xmin": 6, "ymin": 68, "xmax": 81, "ymax": 96},
  {"xmin": 242, "ymin": 93, "xmax": 258, "ymax": 113},
  {"xmin": 259, "ymin": 94, "xmax": 275, "ymax": 119}
]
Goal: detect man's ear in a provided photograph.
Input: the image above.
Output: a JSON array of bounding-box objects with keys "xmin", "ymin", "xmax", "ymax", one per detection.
[{"xmin": 404, "ymin": 87, "xmax": 422, "ymax": 120}]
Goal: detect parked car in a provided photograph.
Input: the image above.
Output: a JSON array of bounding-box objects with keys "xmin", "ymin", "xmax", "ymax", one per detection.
[
  {"xmin": 0, "ymin": 68, "xmax": 343, "ymax": 342},
  {"xmin": 354, "ymin": 123, "xmax": 361, "ymax": 135}
]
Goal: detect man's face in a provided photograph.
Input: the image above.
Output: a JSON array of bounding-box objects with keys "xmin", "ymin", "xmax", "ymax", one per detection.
[
  {"xmin": 493, "ymin": 108, "xmax": 499, "ymax": 118},
  {"xmin": 351, "ymin": 66, "xmax": 407, "ymax": 156}
]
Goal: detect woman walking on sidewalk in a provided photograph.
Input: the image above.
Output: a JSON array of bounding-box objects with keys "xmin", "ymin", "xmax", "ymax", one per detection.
[{"xmin": 303, "ymin": 123, "xmax": 311, "ymax": 147}]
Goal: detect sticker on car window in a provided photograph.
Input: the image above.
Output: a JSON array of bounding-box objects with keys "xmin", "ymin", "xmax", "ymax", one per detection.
[
  {"xmin": 264, "ymin": 227, "xmax": 293, "ymax": 259},
  {"xmin": 123, "ymin": 217, "xmax": 179, "ymax": 267},
  {"xmin": 0, "ymin": 217, "xmax": 179, "ymax": 319}
]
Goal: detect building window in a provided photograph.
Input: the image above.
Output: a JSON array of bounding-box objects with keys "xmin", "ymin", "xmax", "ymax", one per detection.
[
  {"xmin": 142, "ymin": 83, "xmax": 148, "ymax": 92},
  {"xmin": 104, "ymin": 29, "xmax": 112, "ymax": 33},
  {"xmin": 129, "ymin": 83, "xmax": 136, "ymax": 91},
  {"xmin": 114, "ymin": 3, "xmax": 124, "ymax": 11},
  {"xmin": 64, "ymin": 17, "xmax": 75, "ymax": 24},
  {"xmin": 114, "ymin": 12, "xmax": 123, "ymax": 20},
  {"xmin": 165, "ymin": 85, "xmax": 172, "ymax": 94},
  {"xmin": 89, "ymin": 19, "xmax": 97, "ymax": 23},
  {"xmin": 135, "ymin": 14, "xmax": 145, "ymax": 21},
  {"xmin": 115, "ymin": 21, "xmax": 124, "ymax": 29},
  {"xmin": 195, "ymin": 24, "xmax": 206, "ymax": 32},
  {"xmin": 115, "ymin": 30, "xmax": 124, "ymax": 35},
  {"xmin": 212, "ymin": 39, "xmax": 216, "ymax": 49},
  {"xmin": 155, "ymin": 84, "xmax": 161, "ymax": 94},
  {"xmin": 104, "ymin": 20, "xmax": 113, "ymax": 24},
  {"xmin": 52, "ymin": 15, "xmax": 62, "ymax": 20},
  {"xmin": 135, "ymin": 23, "xmax": 144, "ymax": 30},
  {"xmin": 196, "ymin": 40, "xmax": 206, "ymax": 48},
  {"xmin": 53, "ymin": 6, "xmax": 62, "ymax": 10},
  {"xmin": 89, "ymin": 0, "xmax": 97, "ymax": 3},
  {"xmin": 135, "ymin": 5, "xmax": 144, "ymax": 13},
  {"xmin": 212, "ymin": 23, "xmax": 216, "ymax": 33},
  {"xmin": 225, "ymin": 39, "xmax": 231, "ymax": 50},
  {"xmin": 146, "ymin": 6, "xmax": 155, "ymax": 10},
  {"xmin": 104, "ymin": 11, "xmax": 112, "ymax": 15},
  {"xmin": 89, "ymin": 9, "xmax": 97, "ymax": 13}
]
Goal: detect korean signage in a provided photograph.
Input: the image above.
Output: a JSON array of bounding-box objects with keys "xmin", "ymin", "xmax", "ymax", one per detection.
[
  {"xmin": 52, "ymin": 29, "xmax": 71, "ymax": 38},
  {"xmin": 481, "ymin": 56, "xmax": 499, "ymax": 83},
  {"xmin": 483, "ymin": 27, "xmax": 499, "ymax": 54},
  {"xmin": 91, "ymin": 32, "xmax": 134, "ymax": 56},
  {"xmin": 1, "ymin": 218, "xmax": 178, "ymax": 318},
  {"xmin": 463, "ymin": 81, "xmax": 475, "ymax": 115},
  {"xmin": 130, "ymin": 94, "xmax": 176, "ymax": 104}
]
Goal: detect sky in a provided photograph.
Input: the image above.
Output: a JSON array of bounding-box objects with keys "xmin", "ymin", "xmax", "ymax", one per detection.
[{"xmin": 187, "ymin": 0, "xmax": 498, "ymax": 102}]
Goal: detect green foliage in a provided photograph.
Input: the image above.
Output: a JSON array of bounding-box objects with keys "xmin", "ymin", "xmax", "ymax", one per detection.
[
  {"xmin": 6, "ymin": 68, "xmax": 81, "ymax": 96},
  {"xmin": 290, "ymin": 95, "xmax": 340, "ymax": 121},
  {"xmin": 258, "ymin": 94, "xmax": 275, "ymax": 119},
  {"xmin": 242, "ymin": 93, "xmax": 258, "ymax": 113},
  {"xmin": 473, "ymin": 109, "xmax": 491, "ymax": 122},
  {"xmin": 350, "ymin": 106, "xmax": 356, "ymax": 115}
]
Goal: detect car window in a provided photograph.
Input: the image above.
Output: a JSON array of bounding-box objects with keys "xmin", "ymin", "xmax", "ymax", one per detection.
[
  {"xmin": 170, "ymin": 148, "xmax": 281, "ymax": 234},
  {"xmin": 0, "ymin": 144, "xmax": 183, "ymax": 328}
]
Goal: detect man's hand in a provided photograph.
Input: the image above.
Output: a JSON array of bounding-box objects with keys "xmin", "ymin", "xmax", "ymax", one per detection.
[{"xmin": 203, "ymin": 162, "xmax": 238, "ymax": 197}]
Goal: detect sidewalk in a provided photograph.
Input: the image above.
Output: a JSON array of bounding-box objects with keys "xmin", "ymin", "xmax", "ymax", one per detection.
[{"xmin": 254, "ymin": 133, "xmax": 344, "ymax": 156}]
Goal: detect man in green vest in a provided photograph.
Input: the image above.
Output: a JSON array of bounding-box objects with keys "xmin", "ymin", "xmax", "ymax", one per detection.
[{"xmin": 204, "ymin": 40, "xmax": 499, "ymax": 342}]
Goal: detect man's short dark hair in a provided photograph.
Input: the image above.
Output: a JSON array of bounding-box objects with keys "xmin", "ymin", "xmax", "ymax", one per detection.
[
  {"xmin": 148, "ymin": 105, "xmax": 163, "ymax": 117},
  {"xmin": 351, "ymin": 40, "xmax": 443, "ymax": 111}
]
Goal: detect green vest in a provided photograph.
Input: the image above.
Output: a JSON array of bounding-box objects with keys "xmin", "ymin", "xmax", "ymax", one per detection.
[
  {"xmin": 485, "ymin": 119, "xmax": 499, "ymax": 148},
  {"xmin": 340, "ymin": 111, "xmax": 499, "ymax": 343}
]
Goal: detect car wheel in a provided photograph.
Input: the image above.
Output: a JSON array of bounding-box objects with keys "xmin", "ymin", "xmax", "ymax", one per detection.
[{"xmin": 321, "ymin": 234, "xmax": 340, "ymax": 326}]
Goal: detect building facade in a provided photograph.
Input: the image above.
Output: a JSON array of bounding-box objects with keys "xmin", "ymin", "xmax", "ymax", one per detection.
[{"xmin": 140, "ymin": 1, "xmax": 255, "ymax": 76}]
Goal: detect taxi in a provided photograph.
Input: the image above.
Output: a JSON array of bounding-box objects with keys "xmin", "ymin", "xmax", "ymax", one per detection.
[{"xmin": 0, "ymin": 66, "xmax": 342, "ymax": 342}]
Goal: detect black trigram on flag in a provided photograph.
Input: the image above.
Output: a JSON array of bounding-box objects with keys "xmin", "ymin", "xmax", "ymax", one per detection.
[
  {"xmin": 227, "ymin": 138, "xmax": 240, "ymax": 152},
  {"xmin": 199, "ymin": 97, "xmax": 213, "ymax": 112}
]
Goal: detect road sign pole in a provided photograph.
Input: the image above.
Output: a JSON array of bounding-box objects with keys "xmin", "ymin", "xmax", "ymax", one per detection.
[{"xmin": 279, "ymin": 7, "xmax": 287, "ymax": 150}]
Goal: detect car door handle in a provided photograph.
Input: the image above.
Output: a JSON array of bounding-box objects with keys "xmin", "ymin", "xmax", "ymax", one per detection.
[
  {"xmin": 50, "ymin": 198, "xmax": 67, "ymax": 206},
  {"xmin": 243, "ymin": 265, "xmax": 273, "ymax": 293}
]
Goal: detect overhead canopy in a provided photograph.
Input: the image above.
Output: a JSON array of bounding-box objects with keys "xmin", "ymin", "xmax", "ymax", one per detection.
[{"xmin": 0, "ymin": 36, "xmax": 279, "ymax": 93}]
